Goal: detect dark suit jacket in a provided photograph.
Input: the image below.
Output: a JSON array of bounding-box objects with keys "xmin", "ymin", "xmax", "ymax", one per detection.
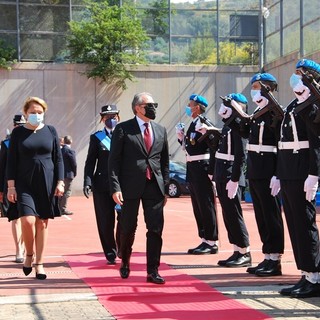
[
  {"xmin": 84, "ymin": 129, "xmax": 112, "ymax": 192},
  {"xmin": 108, "ymin": 117, "xmax": 169, "ymax": 199},
  {"xmin": 61, "ymin": 144, "xmax": 77, "ymax": 179}
]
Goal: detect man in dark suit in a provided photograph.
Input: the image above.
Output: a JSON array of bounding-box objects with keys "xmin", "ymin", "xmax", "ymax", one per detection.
[
  {"xmin": 83, "ymin": 105, "xmax": 121, "ymax": 265},
  {"xmin": 108, "ymin": 92, "xmax": 169, "ymax": 284},
  {"xmin": 59, "ymin": 135, "xmax": 77, "ymax": 215}
]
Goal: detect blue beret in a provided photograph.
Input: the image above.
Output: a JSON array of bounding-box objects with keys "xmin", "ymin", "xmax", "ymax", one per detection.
[
  {"xmin": 296, "ymin": 59, "xmax": 320, "ymax": 73},
  {"xmin": 189, "ymin": 94, "xmax": 208, "ymax": 107},
  {"xmin": 250, "ymin": 73, "xmax": 277, "ymax": 84},
  {"xmin": 227, "ymin": 93, "xmax": 248, "ymax": 105}
]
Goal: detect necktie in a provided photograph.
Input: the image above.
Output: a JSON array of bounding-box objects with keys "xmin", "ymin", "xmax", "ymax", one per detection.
[{"xmin": 144, "ymin": 123, "xmax": 152, "ymax": 179}]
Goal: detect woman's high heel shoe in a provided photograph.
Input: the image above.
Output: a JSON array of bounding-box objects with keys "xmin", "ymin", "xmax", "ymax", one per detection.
[
  {"xmin": 34, "ymin": 264, "xmax": 47, "ymax": 280},
  {"xmin": 23, "ymin": 254, "xmax": 34, "ymax": 276}
]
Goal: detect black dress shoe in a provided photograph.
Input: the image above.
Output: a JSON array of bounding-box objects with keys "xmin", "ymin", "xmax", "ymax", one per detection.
[
  {"xmin": 290, "ymin": 278, "xmax": 320, "ymax": 298},
  {"xmin": 187, "ymin": 243, "xmax": 204, "ymax": 254},
  {"xmin": 119, "ymin": 263, "xmax": 130, "ymax": 279},
  {"xmin": 193, "ymin": 243, "xmax": 218, "ymax": 255},
  {"xmin": 218, "ymin": 251, "xmax": 240, "ymax": 266},
  {"xmin": 106, "ymin": 251, "xmax": 116, "ymax": 265},
  {"xmin": 279, "ymin": 276, "xmax": 306, "ymax": 296},
  {"xmin": 246, "ymin": 259, "xmax": 269, "ymax": 274},
  {"xmin": 255, "ymin": 259, "xmax": 282, "ymax": 277},
  {"xmin": 226, "ymin": 252, "xmax": 252, "ymax": 268},
  {"xmin": 147, "ymin": 272, "xmax": 165, "ymax": 284}
]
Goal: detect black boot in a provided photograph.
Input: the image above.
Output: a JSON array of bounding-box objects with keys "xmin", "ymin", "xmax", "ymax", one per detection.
[{"xmin": 246, "ymin": 259, "xmax": 269, "ymax": 274}]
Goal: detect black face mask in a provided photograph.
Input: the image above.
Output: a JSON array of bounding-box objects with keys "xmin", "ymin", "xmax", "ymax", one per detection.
[{"xmin": 144, "ymin": 103, "xmax": 158, "ymax": 120}]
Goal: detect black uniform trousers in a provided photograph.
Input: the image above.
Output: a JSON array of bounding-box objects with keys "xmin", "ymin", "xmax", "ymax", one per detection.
[
  {"xmin": 249, "ymin": 179, "xmax": 284, "ymax": 254},
  {"xmin": 92, "ymin": 191, "xmax": 120, "ymax": 259},
  {"xmin": 119, "ymin": 177, "xmax": 165, "ymax": 274},
  {"xmin": 187, "ymin": 173, "xmax": 218, "ymax": 241},
  {"xmin": 216, "ymin": 182, "xmax": 249, "ymax": 248},
  {"xmin": 281, "ymin": 180, "xmax": 320, "ymax": 272}
]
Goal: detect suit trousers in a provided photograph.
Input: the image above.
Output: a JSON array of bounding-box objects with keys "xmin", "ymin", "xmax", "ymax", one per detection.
[
  {"xmin": 249, "ymin": 178, "xmax": 284, "ymax": 254},
  {"xmin": 119, "ymin": 178, "xmax": 165, "ymax": 274},
  {"xmin": 92, "ymin": 191, "xmax": 120, "ymax": 259},
  {"xmin": 216, "ymin": 182, "xmax": 250, "ymax": 248},
  {"xmin": 281, "ymin": 179, "xmax": 320, "ymax": 272},
  {"xmin": 59, "ymin": 178, "xmax": 73, "ymax": 212}
]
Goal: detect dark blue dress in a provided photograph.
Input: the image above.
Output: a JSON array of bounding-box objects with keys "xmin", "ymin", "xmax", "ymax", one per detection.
[{"xmin": 6, "ymin": 125, "xmax": 64, "ymax": 220}]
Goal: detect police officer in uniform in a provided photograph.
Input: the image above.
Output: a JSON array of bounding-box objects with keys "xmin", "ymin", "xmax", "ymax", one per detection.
[
  {"xmin": 219, "ymin": 74, "xmax": 284, "ymax": 276},
  {"xmin": 83, "ymin": 105, "xmax": 121, "ymax": 265},
  {"xmin": 0, "ymin": 114, "xmax": 26, "ymax": 263},
  {"xmin": 214, "ymin": 93, "xmax": 251, "ymax": 267},
  {"xmin": 278, "ymin": 59, "xmax": 320, "ymax": 298},
  {"xmin": 176, "ymin": 94, "xmax": 218, "ymax": 254}
]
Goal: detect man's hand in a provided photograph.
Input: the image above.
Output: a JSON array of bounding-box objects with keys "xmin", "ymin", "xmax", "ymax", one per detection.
[
  {"xmin": 175, "ymin": 123, "xmax": 185, "ymax": 141},
  {"xmin": 83, "ymin": 185, "xmax": 91, "ymax": 199},
  {"xmin": 112, "ymin": 191, "xmax": 123, "ymax": 205}
]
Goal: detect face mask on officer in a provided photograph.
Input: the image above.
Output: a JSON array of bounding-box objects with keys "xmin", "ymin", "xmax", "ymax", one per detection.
[
  {"xmin": 289, "ymin": 73, "xmax": 311, "ymax": 103},
  {"xmin": 185, "ymin": 106, "xmax": 193, "ymax": 117},
  {"xmin": 144, "ymin": 103, "xmax": 157, "ymax": 120},
  {"xmin": 105, "ymin": 117, "xmax": 118, "ymax": 129},
  {"xmin": 250, "ymin": 89, "xmax": 269, "ymax": 109}
]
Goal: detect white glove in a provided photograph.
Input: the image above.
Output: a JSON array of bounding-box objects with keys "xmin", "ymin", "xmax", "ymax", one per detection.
[
  {"xmin": 304, "ymin": 175, "xmax": 319, "ymax": 202},
  {"xmin": 226, "ymin": 180, "xmax": 239, "ymax": 199},
  {"xmin": 208, "ymin": 174, "xmax": 213, "ymax": 181},
  {"xmin": 252, "ymin": 91, "xmax": 269, "ymax": 109},
  {"xmin": 269, "ymin": 176, "xmax": 280, "ymax": 197},
  {"xmin": 195, "ymin": 122, "xmax": 212, "ymax": 135},
  {"xmin": 218, "ymin": 104, "xmax": 232, "ymax": 119},
  {"xmin": 175, "ymin": 123, "xmax": 185, "ymax": 141},
  {"xmin": 293, "ymin": 81, "xmax": 311, "ymax": 104}
]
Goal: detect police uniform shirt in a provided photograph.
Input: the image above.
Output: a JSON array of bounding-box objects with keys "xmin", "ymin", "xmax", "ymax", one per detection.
[
  {"xmin": 277, "ymin": 100, "xmax": 320, "ymax": 180},
  {"xmin": 214, "ymin": 126, "xmax": 246, "ymax": 185}
]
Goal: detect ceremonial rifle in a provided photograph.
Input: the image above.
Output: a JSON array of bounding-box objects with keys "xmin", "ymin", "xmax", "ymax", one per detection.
[{"xmin": 197, "ymin": 114, "xmax": 221, "ymax": 148}]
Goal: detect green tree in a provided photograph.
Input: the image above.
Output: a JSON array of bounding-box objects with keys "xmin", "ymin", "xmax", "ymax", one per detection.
[
  {"xmin": 67, "ymin": 0, "xmax": 149, "ymax": 89},
  {"xmin": 0, "ymin": 38, "xmax": 17, "ymax": 70}
]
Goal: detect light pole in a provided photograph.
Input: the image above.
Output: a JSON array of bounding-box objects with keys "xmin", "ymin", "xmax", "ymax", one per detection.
[{"xmin": 259, "ymin": 0, "xmax": 270, "ymax": 71}]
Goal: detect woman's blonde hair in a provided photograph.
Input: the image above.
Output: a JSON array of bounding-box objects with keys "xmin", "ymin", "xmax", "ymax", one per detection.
[{"xmin": 23, "ymin": 97, "xmax": 48, "ymax": 113}]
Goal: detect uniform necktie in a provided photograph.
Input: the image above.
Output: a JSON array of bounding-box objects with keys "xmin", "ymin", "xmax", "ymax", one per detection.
[{"xmin": 144, "ymin": 123, "xmax": 152, "ymax": 179}]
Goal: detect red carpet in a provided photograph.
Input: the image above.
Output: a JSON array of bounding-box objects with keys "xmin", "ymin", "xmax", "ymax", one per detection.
[{"xmin": 66, "ymin": 253, "xmax": 271, "ymax": 320}]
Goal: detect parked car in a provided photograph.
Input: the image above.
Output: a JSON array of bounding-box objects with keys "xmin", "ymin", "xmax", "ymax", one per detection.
[{"xmin": 166, "ymin": 161, "xmax": 190, "ymax": 198}]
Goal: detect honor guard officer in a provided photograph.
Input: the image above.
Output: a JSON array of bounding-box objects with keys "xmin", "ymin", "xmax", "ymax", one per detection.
[
  {"xmin": 219, "ymin": 73, "xmax": 284, "ymax": 276},
  {"xmin": 292, "ymin": 59, "xmax": 320, "ymax": 137},
  {"xmin": 176, "ymin": 94, "xmax": 218, "ymax": 255},
  {"xmin": 83, "ymin": 104, "xmax": 121, "ymax": 265},
  {"xmin": 278, "ymin": 59, "xmax": 320, "ymax": 298},
  {"xmin": 214, "ymin": 93, "xmax": 251, "ymax": 267}
]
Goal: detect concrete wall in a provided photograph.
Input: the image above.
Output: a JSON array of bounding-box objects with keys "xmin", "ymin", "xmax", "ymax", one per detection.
[{"xmin": 1, "ymin": 63, "xmax": 259, "ymax": 194}]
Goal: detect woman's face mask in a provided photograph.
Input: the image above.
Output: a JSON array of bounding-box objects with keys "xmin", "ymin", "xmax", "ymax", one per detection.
[
  {"xmin": 28, "ymin": 113, "xmax": 44, "ymax": 126},
  {"xmin": 105, "ymin": 117, "xmax": 118, "ymax": 129}
]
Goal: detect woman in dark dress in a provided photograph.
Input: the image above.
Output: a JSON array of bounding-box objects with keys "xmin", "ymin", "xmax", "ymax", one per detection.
[{"xmin": 6, "ymin": 97, "xmax": 64, "ymax": 280}]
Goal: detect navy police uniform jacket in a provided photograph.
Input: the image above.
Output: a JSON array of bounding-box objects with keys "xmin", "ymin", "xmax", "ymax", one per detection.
[{"xmin": 84, "ymin": 129, "xmax": 112, "ymax": 192}]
